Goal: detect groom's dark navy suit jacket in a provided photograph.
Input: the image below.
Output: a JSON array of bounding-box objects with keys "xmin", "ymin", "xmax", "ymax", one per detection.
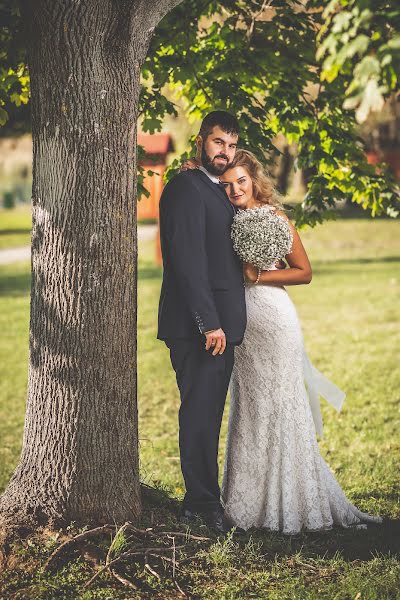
[
  {"xmin": 157, "ymin": 168, "xmax": 246, "ymax": 511},
  {"xmin": 157, "ymin": 169, "xmax": 246, "ymax": 343}
]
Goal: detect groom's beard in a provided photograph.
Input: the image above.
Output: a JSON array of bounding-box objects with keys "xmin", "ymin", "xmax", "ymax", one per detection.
[{"xmin": 201, "ymin": 146, "xmax": 231, "ymax": 176}]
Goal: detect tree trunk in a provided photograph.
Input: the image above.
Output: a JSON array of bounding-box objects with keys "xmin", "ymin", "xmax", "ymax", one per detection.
[
  {"xmin": 0, "ymin": 0, "xmax": 182, "ymax": 530},
  {"xmin": 276, "ymin": 145, "xmax": 293, "ymax": 196}
]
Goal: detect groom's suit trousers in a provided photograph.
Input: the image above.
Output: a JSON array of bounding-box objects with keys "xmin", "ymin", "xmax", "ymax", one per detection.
[{"xmin": 167, "ymin": 337, "xmax": 234, "ymax": 513}]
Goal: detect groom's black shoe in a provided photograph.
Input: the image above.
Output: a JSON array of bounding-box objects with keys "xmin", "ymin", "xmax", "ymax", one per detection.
[
  {"xmin": 180, "ymin": 507, "xmax": 202, "ymax": 522},
  {"xmin": 206, "ymin": 508, "xmax": 246, "ymax": 536},
  {"xmin": 181, "ymin": 507, "xmax": 245, "ymax": 536}
]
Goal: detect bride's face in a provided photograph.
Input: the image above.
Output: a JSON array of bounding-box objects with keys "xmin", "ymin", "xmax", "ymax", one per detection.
[{"xmin": 220, "ymin": 166, "xmax": 255, "ymax": 209}]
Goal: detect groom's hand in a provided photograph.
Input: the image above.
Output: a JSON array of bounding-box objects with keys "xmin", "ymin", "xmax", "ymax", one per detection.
[{"xmin": 204, "ymin": 328, "xmax": 226, "ymax": 355}]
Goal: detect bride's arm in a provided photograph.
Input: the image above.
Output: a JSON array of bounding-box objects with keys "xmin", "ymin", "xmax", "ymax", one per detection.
[{"xmin": 244, "ymin": 212, "xmax": 312, "ymax": 286}]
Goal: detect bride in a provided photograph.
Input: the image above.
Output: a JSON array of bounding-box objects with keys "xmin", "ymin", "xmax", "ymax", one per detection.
[{"xmin": 219, "ymin": 150, "xmax": 382, "ymax": 534}]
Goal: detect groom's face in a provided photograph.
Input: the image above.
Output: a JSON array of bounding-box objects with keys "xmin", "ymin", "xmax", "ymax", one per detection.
[{"xmin": 198, "ymin": 126, "xmax": 238, "ymax": 176}]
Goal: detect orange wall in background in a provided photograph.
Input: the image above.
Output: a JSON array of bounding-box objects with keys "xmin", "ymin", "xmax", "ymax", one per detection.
[
  {"xmin": 366, "ymin": 150, "xmax": 400, "ymax": 178},
  {"xmin": 137, "ymin": 134, "xmax": 174, "ymax": 265},
  {"xmin": 137, "ymin": 133, "xmax": 174, "ymax": 222},
  {"xmin": 137, "ymin": 164, "xmax": 165, "ymax": 221}
]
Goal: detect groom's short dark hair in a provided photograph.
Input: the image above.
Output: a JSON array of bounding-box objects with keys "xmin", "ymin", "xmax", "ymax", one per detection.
[{"xmin": 199, "ymin": 111, "xmax": 240, "ymax": 141}]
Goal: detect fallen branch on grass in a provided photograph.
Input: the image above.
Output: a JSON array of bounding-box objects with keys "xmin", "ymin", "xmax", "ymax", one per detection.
[
  {"xmin": 125, "ymin": 524, "xmax": 211, "ymax": 542},
  {"xmin": 84, "ymin": 546, "xmax": 187, "ymax": 588},
  {"xmin": 82, "ymin": 524, "xmax": 209, "ymax": 593},
  {"xmin": 43, "ymin": 524, "xmax": 113, "ymax": 571},
  {"xmin": 84, "ymin": 549, "xmax": 146, "ymax": 588},
  {"xmin": 42, "ymin": 519, "xmax": 210, "ymax": 595},
  {"xmin": 110, "ymin": 567, "xmax": 138, "ymax": 590}
]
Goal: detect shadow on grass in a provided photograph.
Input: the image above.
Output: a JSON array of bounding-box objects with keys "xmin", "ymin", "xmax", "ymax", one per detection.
[
  {"xmin": 0, "ymin": 485, "xmax": 397, "ymax": 599},
  {"xmin": 0, "ymin": 229, "xmax": 32, "ymax": 235},
  {"xmin": 256, "ymin": 520, "xmax": 400, "ymax": 563},
  {"xmin": 0, "ymin": 271, "xmax": 31, "ymax": 297},
  {"xmin": 315, "ymin": 256, "xmax": 400, "ymax": 266},
  {"xmin": 351, "ymin": 490, "xmax": 400, "ymax": 503},
  {"xmin": 140, "ymin": 482, "xmax": 399, "ymax": 563},
  {"xmin": 312, "ymin": 255, "xmax": 400, "ymax": 276},
  {"xmin": 138, "ymin": 265, "xmax": 162, "ymax": 280}
]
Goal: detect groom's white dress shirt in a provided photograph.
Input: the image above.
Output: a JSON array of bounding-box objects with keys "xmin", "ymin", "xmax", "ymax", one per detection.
[{"xmin": 198, "ymin": 165, "xmax": 220, "ymax": 184}]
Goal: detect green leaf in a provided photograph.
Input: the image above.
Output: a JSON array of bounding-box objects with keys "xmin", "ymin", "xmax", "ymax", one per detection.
[{"xmin": 0, "ymin": 105, "xmax": 9, "ymax": 125}]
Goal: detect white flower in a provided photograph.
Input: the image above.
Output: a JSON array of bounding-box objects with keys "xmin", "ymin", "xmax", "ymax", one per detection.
[{"xmin": 231, "ymin": 206, "xmax": 293, "ymax": 269}]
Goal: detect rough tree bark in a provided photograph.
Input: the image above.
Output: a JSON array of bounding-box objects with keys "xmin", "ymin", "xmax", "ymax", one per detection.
[{"xmin": 0, "ymin": 0, "xmax": 182, "ymax": 531}]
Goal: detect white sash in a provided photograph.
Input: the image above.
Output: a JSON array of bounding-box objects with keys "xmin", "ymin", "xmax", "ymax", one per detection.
[{"xmin": 303, "ymin": 348, "xmax": 345, "ymax": 438}]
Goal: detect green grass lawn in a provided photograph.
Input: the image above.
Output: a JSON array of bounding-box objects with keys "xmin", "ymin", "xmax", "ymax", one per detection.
[
  {"xmin": 0, "ymin": 218, "xmax": 399, "ymax": 598},
  {"xmin": 0, "ymin": 205, "xmax": 32, "ymax": 249}
]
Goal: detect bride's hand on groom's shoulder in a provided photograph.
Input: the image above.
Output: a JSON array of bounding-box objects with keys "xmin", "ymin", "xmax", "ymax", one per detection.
[{"xmin": 180, "ymin": 157, "xmax": 200, "ymax": 172}]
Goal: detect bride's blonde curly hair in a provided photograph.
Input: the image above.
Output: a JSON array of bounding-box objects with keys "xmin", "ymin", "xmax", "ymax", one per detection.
[{"xmin": 228, "ymin": 149, "xmax": 283, "ymax": 209}]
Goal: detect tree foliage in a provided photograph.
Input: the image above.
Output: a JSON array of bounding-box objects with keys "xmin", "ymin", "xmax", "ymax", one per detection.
[
  {"xmin": 317, "ymin": 0, "xmax": 400, "ymax": 124},
  {"xmin": 0, "ymin": 2, "xmax": 28, "ymax": 128},
  {"xmin": 1, "ymin": 0, "xmax": 399, "ymax": 223},
  {"xmin": 142, "ymin": 0, "xmax": 399, "ymax": 223}
]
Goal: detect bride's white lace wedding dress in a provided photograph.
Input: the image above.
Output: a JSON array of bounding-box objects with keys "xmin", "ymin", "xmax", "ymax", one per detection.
[{"xmin": 221, "ymin": 278, "xmax": 382, "ymax": 535}]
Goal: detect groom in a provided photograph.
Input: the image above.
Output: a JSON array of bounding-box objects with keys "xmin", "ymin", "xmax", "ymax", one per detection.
[{"xmin": 157, "ymin": 111, "xmax": 247, "ymax": 534}]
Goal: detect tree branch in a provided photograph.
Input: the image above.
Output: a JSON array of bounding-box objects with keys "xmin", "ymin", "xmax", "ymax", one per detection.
[
  {"xmin": 43, "ymin": 525, "xmax": 114, "ymax": 571},
  {"xmin": 135, "ymin": 0, "xmax": 185, "ymax": 32}
]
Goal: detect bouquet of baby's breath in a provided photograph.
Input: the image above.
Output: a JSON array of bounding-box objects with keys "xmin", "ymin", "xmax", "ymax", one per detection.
[{"xmin": 231, "ymin": 206, "xmax": 293, "ymax": 269}]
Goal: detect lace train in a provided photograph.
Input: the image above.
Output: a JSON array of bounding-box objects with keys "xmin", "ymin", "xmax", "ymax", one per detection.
[{"xmin": 221, "ymin": 284, "xmax": 382, "ymax": 534}]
